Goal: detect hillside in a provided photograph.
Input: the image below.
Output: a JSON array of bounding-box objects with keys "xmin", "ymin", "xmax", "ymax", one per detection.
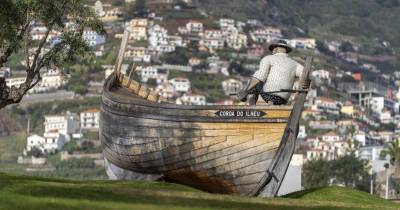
[
  {"xmin": 0, "ymin": 173, "xmax": 399, "ymax": 210},
  {"xmin": 196, "ymin": 0, "xmax": 400, "ymax": 53}
]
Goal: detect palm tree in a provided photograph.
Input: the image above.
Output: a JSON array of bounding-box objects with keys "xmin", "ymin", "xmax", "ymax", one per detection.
[{"xmin": 380, "ymin": 139, "xmax": 400, "ymax": 177}]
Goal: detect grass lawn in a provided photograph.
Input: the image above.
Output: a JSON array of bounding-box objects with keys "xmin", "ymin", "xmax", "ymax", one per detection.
[{"xmin": 0, "ymin": 173, "xmax": 399, "ymax": 210}]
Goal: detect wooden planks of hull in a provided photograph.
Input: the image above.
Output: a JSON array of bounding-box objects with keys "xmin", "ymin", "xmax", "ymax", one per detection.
[{"xmin": 100, "ymin": 73, "xmax": 295, "ymax": 196}]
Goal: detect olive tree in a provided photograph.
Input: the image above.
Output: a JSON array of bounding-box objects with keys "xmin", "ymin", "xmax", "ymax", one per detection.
[{"xmin": 0, "ymin": 0, "xmax": 104, "ymax": 109}]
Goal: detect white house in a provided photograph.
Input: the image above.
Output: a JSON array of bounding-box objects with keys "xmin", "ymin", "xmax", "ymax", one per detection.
[
  {"xmin": 288, "ymin": 38, "xmax": 316, "ymax": 49},
  {"xmin": 155, "ymin": 82, "xmax": 175, "ymax": 99},
  {"xmin": 83, "ymin": 30, "xmax": 106, "ymax": 46},
  {"xmin": 219, "ymin": 18, "xmax": 235, "ymax": 30},
  {"xmin": 227, "ymin": 33, "xmax": 247, "ymax": 50},
  {"xmin": 298, "ymin": 125, "xmax": 307, "ymax": 139},
  {"xmin": 44, "ymin": 112, "xmax": 79, "ymax": 136},
  {"xmin": 126, "ymin": 18, "xmax": 148, "ymax": 41},
  {"xmin": 26, "ymin": 133, "xmax": 67, "ymax": 154},
  {"xmin": 311, "ymin": 69, "xmax": 331, "ymax": 84},
  {"xmin": 5, "ymin": 77, "xmax": 25, "ymax": 88},
  {"xmin": 148, "ymin": 24, "xmax": 168, "ymax": 47},
  {"xmin": 370, "ymin": 97, "xmax": 385, "ymax": 113},
  {"xmin": 222, "ymin": 78, "xmax": 243, "ymax": 96},
  {"xmin": 169, "ymin": 77, "xmax": 191, "ymax": 93},
  {"xmin": 140, "ymin": 66, "xmax": 169, "ymax": 84},
  {"xmin": 94, "ymin": 0, "xmax": 106, "ymax": 17},
  {"xmin": 250, "ymin": 27, "xmax": 282, "ymax": 43},
  {"xmin": 80, "ymin": 108, "xmax": 100, "ymax": 130},
  {"xmin": 321, "ymin": 131, "xmax": 341, "ymax": 142},
  {"xmin": 199, "ymin": 38, "xmax": 225, "ymax": 50},
  {"xmin": 186, "ymin": 21, "xmax": 203, "ymax": 33},
  {"xmin": 32, "ymin": 68, "xmax": 67, "ymax": 93},
  {"xmin": 177, "ymin": 93, "xmax": 206, "ymax": 105},
  {"xmin": 125, "ymin": 46, "xmax": 151, "ymax": 62}
]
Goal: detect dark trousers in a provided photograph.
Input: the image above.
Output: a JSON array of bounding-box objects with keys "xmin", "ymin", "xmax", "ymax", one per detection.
[{"xmin": 248, "ymin": 83, "xmax": 287, "ymax": 105}]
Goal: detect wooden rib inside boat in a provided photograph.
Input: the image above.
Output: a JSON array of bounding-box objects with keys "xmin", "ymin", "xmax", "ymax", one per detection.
[{"xmin": 100, "ymin": 31, "xmax": 313, "ymax": 197}]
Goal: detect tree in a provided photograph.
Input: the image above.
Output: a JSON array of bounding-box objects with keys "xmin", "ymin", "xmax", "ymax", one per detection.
[
  {"xmin": 330, "ymin": 153, "xmax": 370, "ymax": 188},
  {"xmin": 303, "ymin": 154, "xmax": 370, "ymax": 191},
  {"xmin": 303, "ymin": 158, "xmax": 331, "ymax": 188},
  {"xmin": 125, "ymin": 0, "xmax": 147, "ymax": 19},
  {"xmin": 0, "ymin": 0, "xmax": 104, "ymax": 109},
  {"xmin": 381, "ymin": 139, "xmax": 400, "ymax": 176}
]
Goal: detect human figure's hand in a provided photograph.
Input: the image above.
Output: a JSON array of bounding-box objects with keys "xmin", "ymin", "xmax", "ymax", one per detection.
[{"xmin": 237, "ymin": 90, "xmax": 248, "ymax": 102}]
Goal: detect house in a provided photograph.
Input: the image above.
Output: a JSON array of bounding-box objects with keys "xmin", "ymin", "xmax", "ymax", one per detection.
[
  {"xmin": 26, "ymin": 132, "xmax": 67, "ymax": 154},
  {"xmin": 31, "ymin": 68, "xmax": 67, "ymax": 93},
  {"xmin": 94, "ymin": 0, "xmax": 105, "ymax": 17},
  {"xmin": 168, "ymin": 35, "xmax": 185, "ymax": 47},
  {"xmin": 5, "ymin": 77, "xmax": 25, "ymax": 88},
  {"xmin": 80, "ymin": 108, "xmax": 100, "ymax": 130},
  {"xmin": 309, "ymin": 120, "xmax": 337, "ymax": 130},
  {"xmin": 313, "ymin": 97, "xmax": 341, "ymax": 114},
  {"xmin": 148, "ymin": 24, "xmax": 168, "ymax": 47},
  {"xmin": 306, "ymin": 140, "xmax": 350, "ymax": 161},
  {"xmin": 83, "ymin": 30, "xmax": 106, "ymax": 46},
  {"xmin": 288, "ymin": 38, "xmax": 316, "ymax": 49},
  {"xmin": 359, "ymin": 145, "xmax": 388, "ymax": 173},
  {"xmin": 199, "ymin": 38, "xmax": 225, "ymax": 50},
  {"xmin": 321, "ymin": 131, "xmax": 341, "ymax": 142},
  {"xmin": 298, "ymin": 125, "xmax": 307, "ymax": 139},
  {"xmin": 222, "ymin": 78, "xmax": 243, "ymax": 96},
  {"xmin": 126, "ymin": 19, "xmax": 148, "ymax": 40},
  {"xmin": 44, "ymin": 112, "xmax": 79, "ymax": 136},
  {"xmin": 125, "ymin": 46, "xmax": 151, "ymax": 62},
  {"xmin": 203, "ymin": 30, "xmax": 224, "ymax": 39},
  {"xmin": 186, "ymin": 21, "xmax": 203, "ymax": 33},
  {"xmin": 188, "ymin": 57, "xmax": 202, "ymax": 66},
  {"xmin": 341, "ymin": 101, "xmax": 355, "ymax": 116},
  {"xmin": 226, "ymin": 33, "xmax": 248, "ymax": 50},
  {"xmin": 250, "ymin": 27, "xmax": 282, "ymax": 43},
  {"xmin": 177, "ymin": 93, "xmax": 206, "ymax": 105},
  {"xmin": 155, "ymin": 82, "xmax": 175, "ymax": 99},
  {"xmin": 140, "ymin": 66, "xmax": 169, "ymax": 84},
  {"xmin": 169, "ymin": 77, "xmax": 191, "ymax": 93},
  {"xmin": 219, "ymin": 18, "xmax": 235, "ymax": 30},
  {"xmin": 311, "ymin": 69, "xmax": 331, "ymax": 84}
]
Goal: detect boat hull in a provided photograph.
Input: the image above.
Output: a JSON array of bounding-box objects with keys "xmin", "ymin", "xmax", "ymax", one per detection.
[{"xmin": 100, "ymin": 76, "xmax": 293, "ymax": 195}]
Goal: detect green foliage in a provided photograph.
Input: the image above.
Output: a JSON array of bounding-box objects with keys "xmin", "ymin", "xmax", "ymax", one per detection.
[
  {"xmin": 125, "ymin": 0, "xmax": 147, "ymax": 19},
  {"xmin": 161, "ymin": 47, "xmax": 190, "ymax": 65},
  {"xmin": 56, "ymin": 158, "xmax": 95, "ymax": 169},
  {"xmin": 303, "ymin": 153, "xmax": 370, "ymax": 191},
  {"xmin": 380, "ymin": 139, "xmax": 400, "ymax": 166},
  {"xmin": 303, "ymin": 158, "xmax": 331, "ymax": 188},
  {"xmin": 0, "ymin": 132, "xmax": 26, "ymax": 162},
  {"xmin": 189, "ymin": 73, "xmax": 228, "ymax": 102},
  {"xmin": 0, "ymin": 173, "xmax": 398, "ymax": 210},
  {"xmin": 63, "ymin": 140, "xmax": 80, "ymax": 154}
]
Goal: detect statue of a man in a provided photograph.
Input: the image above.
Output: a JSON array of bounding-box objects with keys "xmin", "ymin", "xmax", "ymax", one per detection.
[{"xmin": 238, "ymin": 40, "xmax": 309, "ymax": 105}]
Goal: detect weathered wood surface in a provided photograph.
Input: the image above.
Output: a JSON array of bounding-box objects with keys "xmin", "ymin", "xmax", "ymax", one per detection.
[{"xmin": 100, "ymin": 55, "xmax": 311, "ymax": 196}]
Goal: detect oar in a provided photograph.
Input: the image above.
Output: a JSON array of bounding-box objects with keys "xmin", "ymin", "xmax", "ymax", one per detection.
[{"xmin": 229, "ymin": 89, "xmax": 308, "ymax": 96}]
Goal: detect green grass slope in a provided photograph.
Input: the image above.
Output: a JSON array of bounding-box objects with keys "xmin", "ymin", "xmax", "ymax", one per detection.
[{"xmin": 0, "ymin": 173, "xmax": 399, "ymax": 210}]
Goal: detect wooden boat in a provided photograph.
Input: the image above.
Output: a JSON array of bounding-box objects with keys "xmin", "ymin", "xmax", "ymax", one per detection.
[{"xmin": 100, "ymin": 31, "xmax": 313, "ymax": 197}]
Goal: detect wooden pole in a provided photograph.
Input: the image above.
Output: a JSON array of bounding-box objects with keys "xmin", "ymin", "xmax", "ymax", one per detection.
[{"xmin": 114, "ymin": 30, "xmax": 130, "ymax": 82}]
